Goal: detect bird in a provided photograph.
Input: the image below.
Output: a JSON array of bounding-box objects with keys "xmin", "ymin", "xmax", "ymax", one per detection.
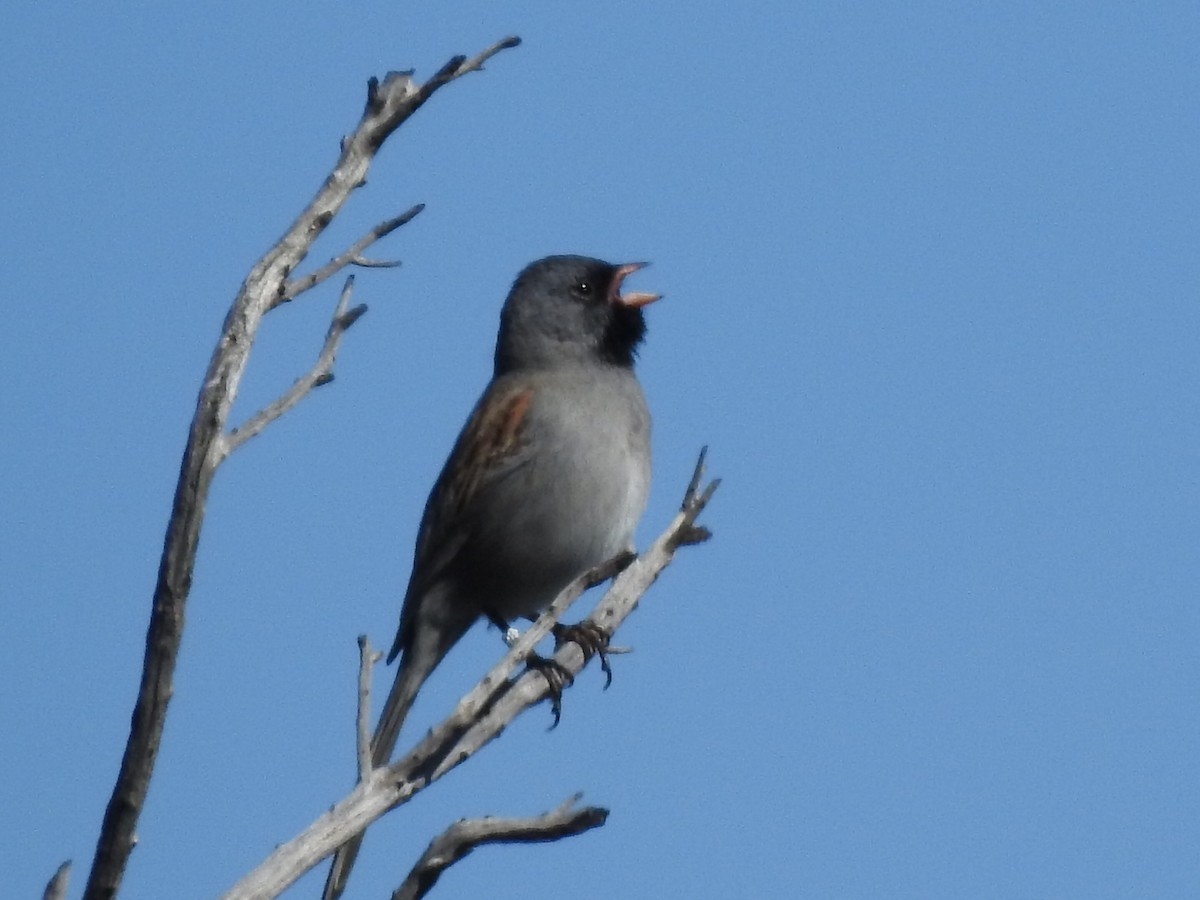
[{"xmin": 322, "ymin": 254, "xmax": 659, "ymax": 899}]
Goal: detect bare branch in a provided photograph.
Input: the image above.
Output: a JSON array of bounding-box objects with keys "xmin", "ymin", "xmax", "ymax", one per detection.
[
  {"xmin": 672, "ymin": 445, "xmax": 721, "ymax": 547},
  {"xmin": 392, "ymin": 795, "xmax": 608, "ymax": 900},
  {"xmin": 82, "ymin": 37, "xmax": 520, "ymax": 900},
  {"xmin": 43, "ymin": 862, "xmax": 71, "ymax": 900},
  {"xmin": 350, "ymin": 255, "xmax": 403, "ymax": 269},
  {"xmin": 409, "ymin": 36, "xmax": 523, "ymax": 103},
  {"xmin": 682, "ymin": 444, "xmax": 710, "ymax": 510},
  {"xmin": 218, "ymin": 455, "xmax": 716, "ymax": 900},
  {"xmin": 355, "ymin": 35, "xmax": 522, "ymax": 159},
  {"xmin": 279, "ymin": 204, "xmax": 423, "ymax": 303},
  {"xmin": 218, "ymin": 276, "xmax": 364, "ymax": 461},
  {"xmin": 356, "ymin": 635, "xmax": 382, "ymax": 783}
]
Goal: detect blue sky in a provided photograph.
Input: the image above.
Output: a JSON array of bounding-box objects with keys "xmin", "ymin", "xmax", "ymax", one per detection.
[{"xmin": 4, "ymin": 2, "xmax": 1198, "ymax": 898}]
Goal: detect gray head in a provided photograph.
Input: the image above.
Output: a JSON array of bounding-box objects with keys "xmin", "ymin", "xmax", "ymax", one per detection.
[{"xmin": 494, "ymin": 255, "xmax": 659, "ymax": 375}]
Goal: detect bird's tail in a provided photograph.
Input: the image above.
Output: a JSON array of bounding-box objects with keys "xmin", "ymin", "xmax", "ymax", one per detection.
[{"xmin": 321, "ymin": 597, "xmax": 475, "ymax": 900}]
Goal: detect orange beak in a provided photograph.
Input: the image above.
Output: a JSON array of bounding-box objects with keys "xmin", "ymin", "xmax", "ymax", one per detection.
[{"xmin": 611, "ymin": 261, "xmax": 661, "ymax": 308}]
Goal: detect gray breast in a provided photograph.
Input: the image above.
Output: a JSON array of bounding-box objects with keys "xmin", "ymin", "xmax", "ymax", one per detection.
[{"xmin": 469, "ymin": 367, "xmax": 651, "ymax": 620}]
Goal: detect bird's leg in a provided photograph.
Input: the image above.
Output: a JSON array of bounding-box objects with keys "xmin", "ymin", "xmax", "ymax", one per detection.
[
  {"xmin": 482, "ymin": 549, "xmax": 634, "ymax": 725},
  {"xmin": 486, "ymin": 610, "xmax": 522, "ymax": 647}
]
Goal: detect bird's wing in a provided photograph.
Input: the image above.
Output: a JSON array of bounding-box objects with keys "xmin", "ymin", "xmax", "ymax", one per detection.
[{"xmin": 389, "ymin": 379, "xmax": 535, "ymax": 660}]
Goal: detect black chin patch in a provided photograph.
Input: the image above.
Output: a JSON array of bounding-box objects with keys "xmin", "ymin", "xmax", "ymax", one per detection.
[{"xmin": 601, "ymin": 303, "xmax": 646, "ymax": 367}]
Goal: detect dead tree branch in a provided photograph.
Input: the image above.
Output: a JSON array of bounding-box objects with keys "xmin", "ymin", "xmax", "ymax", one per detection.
[
  {"xmin": 219, "ymin": 451, "xmax": 717, "ymax": 900},
  {"xmin": 391, "ymin": 795, "xmax": 608, "ymax": 900},
  {"xmin": 81, "ymin": 36, "xmax": 521, "ymax": 900}
]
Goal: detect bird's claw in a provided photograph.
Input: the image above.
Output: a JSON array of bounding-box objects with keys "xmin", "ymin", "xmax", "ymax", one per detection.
[
  {"xmin": 524, "ymin": 651, "xmax": 575, "ymax": 728},
  {"xmin": 521, "ymin": 621, "xmax": 614, "ymax": 727},
  {"xmin": 553, "ymin": 621, "xmax": 613, "ymax": 689}
]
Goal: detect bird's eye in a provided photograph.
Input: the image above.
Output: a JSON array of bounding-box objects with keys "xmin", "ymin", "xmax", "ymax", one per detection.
[{"xmin": 576, "ymin": 280, "xmax": 592, "ymax": 296}]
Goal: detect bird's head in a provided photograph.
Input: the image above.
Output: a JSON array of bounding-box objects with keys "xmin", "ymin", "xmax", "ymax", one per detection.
[{"xmin": 495, "ymin": 255, "xmax": 660, "ymax": 373}]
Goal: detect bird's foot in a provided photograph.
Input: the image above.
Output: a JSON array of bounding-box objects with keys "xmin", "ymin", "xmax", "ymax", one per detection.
[
  {"xmin": 553, "ymin": 620, "xmax": 614, "ymax": 688},
  {"xmin": 523, "ymin": 651, "xmax": 575, "ymax": 728}
]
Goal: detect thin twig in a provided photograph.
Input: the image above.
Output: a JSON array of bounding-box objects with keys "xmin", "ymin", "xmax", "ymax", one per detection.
[
  {"xmin": 279, "ymin": 204, "xmax": 423, "ymax": 304},
  {"xmin": 673, "ymin": 446, "xmax": 721, "ymax": 547},
  {"xmin": 81, "ymin": 37, "xmax": 520, "ymax": 900},
  {"xmin": 350, "ymin": 256, "xmax": 402, "ymax": 268},
  {"xmin": 392, "ymin": 795, "xmax": 608, "ymax": 900},
  {"xmin": 413, "ymin": 36, "xmax": 523, "ymax": 101},
  {"xmin": 43, "ymin": 862, "xmax": 71, "ymax": 900},
  {"xmin": 356, "ymin": 636, "xmax": 381, "ymax": 783},
  {"xmin": 682, "ymin": 445, "xmax": 709, "ymax": 510},
  {"xmin": 219, "ymin": 276, "xmax": 364, "ymax": 462}
]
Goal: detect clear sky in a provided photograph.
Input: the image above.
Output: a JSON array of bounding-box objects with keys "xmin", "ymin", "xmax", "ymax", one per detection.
[{"xmin": 4, "ymin": 2, "xmax": 1198, "ymax": 898}]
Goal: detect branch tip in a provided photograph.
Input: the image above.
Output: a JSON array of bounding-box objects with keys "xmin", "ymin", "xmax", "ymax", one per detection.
[
  {"xmin": 675, "ymin": 524, "xmax": 712, "ymax": 547},
  {"xmin": 43, "ymin": 861, "xmax": 71, "ymax": 900},
  {"xmin": 664, "ymin": 451, "xmax": 719, "ymax": 549},
  {"xmin": 392, "ymin": 794, "xmax": 607, "ymax": 900},
  {"xmin": 682, "ymin": 445, "xmax": 709, "ymax": 509},
  {"xmin": 351, "ymin": 256, "xmax": 401, "ymax": 269},
  {"xmin": 356, "ymin": 636, "xmax": 380, "ymax": 781},
  {"xmin": 697, "ymin": 476, "xmax": 722, "ymax": 508},
  {"xmin": 383, "ymin": 202, "xmax": 425, "ymax": 233}
]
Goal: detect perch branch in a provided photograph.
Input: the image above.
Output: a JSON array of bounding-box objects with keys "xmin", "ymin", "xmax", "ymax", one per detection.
[
  {"xmin": 391, "ymin": 795, "xmax": 608, "ymax": 900},
  {"xmin": 427, "ymin": 452, "xmax": 718, "ymax": 780},
  {"xmin": 219, "ymin": 276, "xmax": 365, "ymax": 461},
  {"xmin": 81, "ymin": 36, "xmax": 520, "ymax": 900},
  {"xmin": 218, "ymin": 451, "xmax": 716, "ymax": 900}
]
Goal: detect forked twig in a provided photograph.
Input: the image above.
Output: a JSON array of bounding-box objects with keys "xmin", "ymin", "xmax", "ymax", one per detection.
[
  {"xmin": 279, "ymin": 203, "xmax": 424, "ymax": 304},
  {"xmin": 220, "ymin": 276, "xmax": 365, "ymax": 461}
]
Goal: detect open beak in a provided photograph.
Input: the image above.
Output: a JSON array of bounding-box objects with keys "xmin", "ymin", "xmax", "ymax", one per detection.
[{"xmin": 610, "ymin": 261, "xmax": 661, "ymax": 308}]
